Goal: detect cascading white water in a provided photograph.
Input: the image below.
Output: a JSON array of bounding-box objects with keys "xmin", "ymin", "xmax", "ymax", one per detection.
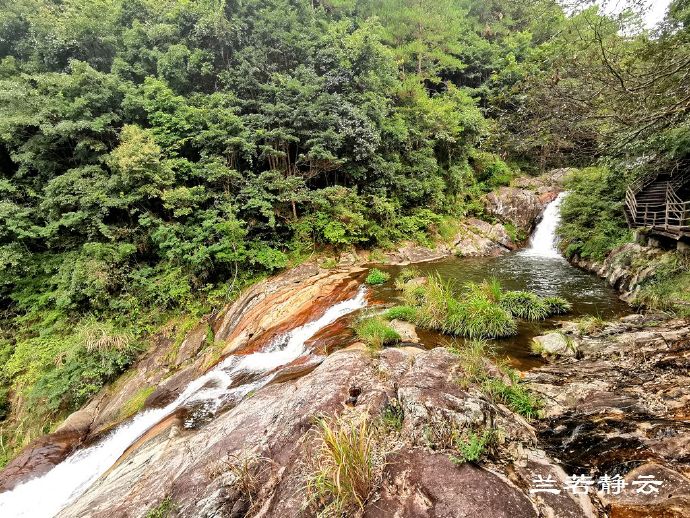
[
  {"xmin": 518, "ymin": 192, "xmax": 567, "ymax": 259},
  {"xmin": 0, "ymin": 288, "xmax": 367, "ymax": 518}
]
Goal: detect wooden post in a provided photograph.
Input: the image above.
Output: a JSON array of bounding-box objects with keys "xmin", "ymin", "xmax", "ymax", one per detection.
[{"xmin": 665, "ymin": 185, "xmax": 670, "ymax": 230}]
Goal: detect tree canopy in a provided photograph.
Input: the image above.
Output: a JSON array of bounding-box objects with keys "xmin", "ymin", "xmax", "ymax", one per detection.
[{"xmin": 0, "ymin": 0, "xmax": 688, "ymax": 465}]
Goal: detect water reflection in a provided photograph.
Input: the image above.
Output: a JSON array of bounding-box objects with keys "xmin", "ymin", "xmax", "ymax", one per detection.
[{"xmin": 370, "ymin": 254, "xmax": 629, "ymax": 370}]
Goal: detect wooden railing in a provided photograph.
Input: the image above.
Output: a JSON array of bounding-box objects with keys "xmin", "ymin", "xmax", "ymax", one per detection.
[{"xmin": 625, "ymin": 169, "xmax": 690, "ymax": 237}]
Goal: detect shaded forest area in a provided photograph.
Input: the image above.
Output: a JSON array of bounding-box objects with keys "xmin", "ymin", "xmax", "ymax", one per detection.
[{"xmin": 0, "ymin": 0, "xmax": 688, "ymax": 465}]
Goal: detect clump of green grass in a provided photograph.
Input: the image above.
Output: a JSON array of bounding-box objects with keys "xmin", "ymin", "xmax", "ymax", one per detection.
[
  {"xmin": 448, "ymin": 339, "xmax": 493, "ymax": 387},
  {"xmin": 499, "ymin": 291, "xmax": 549, "ymax": 321},
  {"xmin": 575, "ymin": 315, "xmax": 606, "ymax": 335},
  {"xmin": 482, "ymin": 376, "xmax": 541, "ymax": 419},
  {"xmin": 354, "ymin": 316, "xmax": 400, "ymax": 349},
  {"xmin": 460, "ymin": 295, "xmax": 517, "ymax": 338},
  {"xmin": 383, "ymin": 305, "xmax": 418, "ymax": 321},
  {"xmin": 320, "ymin": 257, "xmax": 338, "ymax": 269},
  {"xmin": 543, "ymin": 296, "xmax": 572, "ymax": 315},
  {"xmin": 448, "ymin": 339, "xmax": 541, "ymax": 419},
  {"xmin": 145, "ymin": 497, "xmax": 175, "ymax": 518},
  {"xmin": 365, "ymin": 268, "xmax": 390, "ymax": 285},
  {"xmin": 391, "ymin": 277, "xmax": 570, "ymax": 340},
  {"xmin": 307, "ymin": 416, "xmax": 385, "ymax": 515},
  {"xmin": 398, "ymin": 276, "xmax": 518, "ymax": 339},
  {"xmin": 394, "ymin": 266, "xmax": 421, "ymax": 290}
]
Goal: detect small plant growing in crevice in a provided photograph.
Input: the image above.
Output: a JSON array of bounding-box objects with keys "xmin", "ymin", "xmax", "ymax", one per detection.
[
  {"xmin": 482, "ymin": 376, "xmax": 541, "ymax": 420},
  {"xmin": 365, "ymin": 268, "xmax": 390, "ymax": 285},
  {"xmin": 145, "ymin": 497, "xmax": 176, "ymax": 518},
  {"xmin": 381, "ymin": 399, "xmax": 404, "ymax": 432},
  {"xmin": 206, "ymin": 451, "xmax": 270, "ymax": 515},
  {"xmin": 450, "ymin": 429, "xmax": 497, "ymax": 464},
  {"xmin": 306, "ymin": 415, "xmax": 387, "ymax": 516}
]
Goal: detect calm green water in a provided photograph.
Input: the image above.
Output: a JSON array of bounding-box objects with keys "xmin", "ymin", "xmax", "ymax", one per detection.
[{"xmin": 368, "ymin": 253, "xmax": 629, "ymax": 369}]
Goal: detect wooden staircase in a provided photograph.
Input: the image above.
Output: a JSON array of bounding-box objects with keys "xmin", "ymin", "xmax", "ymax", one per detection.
[{"xmin": 625, "ymin": 170, "xmax": 690, "ymax": 240}]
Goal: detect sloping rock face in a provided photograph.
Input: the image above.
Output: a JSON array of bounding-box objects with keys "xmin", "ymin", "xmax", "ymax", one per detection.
[
  {"xmin": 58, "ymin": 348, "xmax": 592, "ymax": 518},
  {"xmin": 526, "ymin": 315, "xmax": 690, "ymax": 517},
  {"xmin": 0, "ymin": 264, "xmax": 365, "ymax": 492},
  {"xmin": 570, "ymin": 242, "xmax": 674, "ymax": 303}
]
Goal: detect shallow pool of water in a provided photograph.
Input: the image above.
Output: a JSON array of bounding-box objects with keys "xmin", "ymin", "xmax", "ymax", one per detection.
[{"xmin": 368, "ymin": 253, "xmax": 630, "ymax": 369}]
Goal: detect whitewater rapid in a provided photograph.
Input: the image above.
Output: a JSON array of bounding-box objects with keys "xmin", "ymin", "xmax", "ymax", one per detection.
[{"xmin": 0, "ymin": 287, "xmax": 367, "ymax": 518}]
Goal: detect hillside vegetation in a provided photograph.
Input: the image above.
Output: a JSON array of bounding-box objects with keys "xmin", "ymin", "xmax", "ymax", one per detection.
[{"xmin": 0, "ymin": 0, "xmax": 688, "ymax": 465}]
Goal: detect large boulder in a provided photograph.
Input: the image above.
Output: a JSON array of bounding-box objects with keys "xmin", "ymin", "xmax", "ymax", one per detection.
[
  {"xmin": 453, "ymin": 218, "xmax": 514, "ymax": 257},
  {"xmin": 484, "ymin": 187, "xmax": 554, "ymax": 233}
]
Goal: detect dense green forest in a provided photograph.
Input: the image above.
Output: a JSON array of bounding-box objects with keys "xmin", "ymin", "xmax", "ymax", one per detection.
[{"xmin": 0, "ymin": 0, "xmax": 688, "ymax": 464}]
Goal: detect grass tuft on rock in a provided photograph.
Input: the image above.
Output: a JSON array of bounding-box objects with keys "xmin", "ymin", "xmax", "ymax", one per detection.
[
  {"xmin": 448, "ymin": 339, "xmax": 542, "ymax": 419},
  {"xmin": 354, "ymin": 316, "xmax": 400, "ymax": 350},
  {"xmin": 307, "ymin": 415, "xmax": 385, "ymax": 515},
  {"xmin": 365, "ymin": 268, "xmax": 390, "ymax": 285},
  {"xmin": 450, "ymin": 429, "xmax": 497, "ymax": 464}
]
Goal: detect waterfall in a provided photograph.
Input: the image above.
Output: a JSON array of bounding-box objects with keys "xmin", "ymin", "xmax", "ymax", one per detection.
[
  {"xmin": 518, "ymin": 192, "xmax": 567, "ymax": 259},
  {"xmin": 0, "ymin": 288, "xmax": 367, "ymax": 518}
]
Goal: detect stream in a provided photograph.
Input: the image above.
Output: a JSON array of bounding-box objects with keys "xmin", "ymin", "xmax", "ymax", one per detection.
[
  {"xmin": 367, "ymin": 193, "xmax": 628, "ymax": 368},
  {"xmin": 0, "ymin": 193, "xmax": 629, "ymax": 517},
  {"xmin": 0, "ymin": 290, "xmax": 367, "ymax": 518}
]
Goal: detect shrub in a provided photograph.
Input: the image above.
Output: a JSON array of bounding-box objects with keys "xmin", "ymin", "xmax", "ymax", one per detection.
[
  {"xmin": 365, "ymin": 268, "xmax": 390, "ymax": 285},
  {"xmin": 543, "ymin": 296, "xmax": 572, "ymax": 315},
  {"xmin": 354, "ymin": 316, "xmax": 400, "ymax": 349},
  {"xmin": 307, "ymin": 416, "xmax": 385, "ymax": 515}
]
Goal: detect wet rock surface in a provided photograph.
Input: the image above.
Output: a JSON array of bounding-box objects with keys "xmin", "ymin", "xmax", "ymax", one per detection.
[
  {"xmin": 570, "ymin": 242, "xmax": 675, "ymax": 303},
  {"xmin": 526, "ymin": 315, "xmax": 690, "ymax": 516},
  {"xmin": 56, "ymin": 347, "xmax": 592, "ymax": 518},
  {"xmin": 0, "ymin": 264, "xmax": 365, "ymax": 491}
]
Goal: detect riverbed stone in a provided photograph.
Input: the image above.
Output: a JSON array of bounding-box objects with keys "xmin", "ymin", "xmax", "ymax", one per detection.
[
  {"xmin": 389, "ymin": 319, "xmax": 419, "ymax": 343},
  {"xmin": 532, "ymin": 332, "xmax": 576, "ymax": 357}
]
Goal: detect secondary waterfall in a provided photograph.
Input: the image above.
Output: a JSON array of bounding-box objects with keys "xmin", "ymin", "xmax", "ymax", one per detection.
[
  {"xmin": 0, "ymin": 288, "xmax": 367, "ymax": 518},
  {"xmin": 518, "ymin": 192, "xmax": 567, "ymax": 259}
]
